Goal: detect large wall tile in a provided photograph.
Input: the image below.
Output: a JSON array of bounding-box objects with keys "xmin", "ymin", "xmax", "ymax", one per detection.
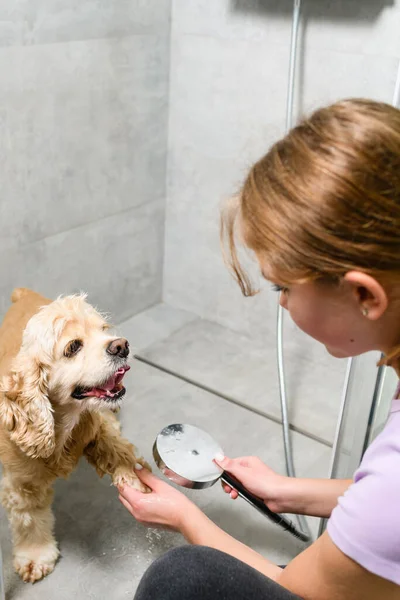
[
  {"xmin": 164, "ymin": 214, "xmax": 276, "ymax": 341},
  {"xmin": 172, "ymin": 0, "xmax": 293, "ymax": 44},
  {"xmin": 164, "ymin": 22, "xmax": 400, "ymax": 343},
  {"xmin": 0, "ymin": 0, "xmax": 171, "ymax": 47},
  {"xmin": 0, "ymin": 200, "xmax": 164, "ymax": 322},
  {"xmin": 164, "ymin": 34, "xmax": 290, "ymax": 338},
  {"xmin": 0, "ymin": 34, "xmax": 169, "ymax": 253},
  {"xmin": 301, "ymin": 0, "xmax": 400, "ymax": 59},
  {"xmin": 296, "ymin": 49, "xmax": 399, "ymax": 115},
  {"xmin": 172, "ymin": 0, "xmax": 400, "ymax": 57}
]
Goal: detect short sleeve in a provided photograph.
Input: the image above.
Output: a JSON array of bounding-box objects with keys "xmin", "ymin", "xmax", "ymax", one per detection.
[{"xmin": 328, "ymin": 461, "xmax": 400, "ymax": 585}]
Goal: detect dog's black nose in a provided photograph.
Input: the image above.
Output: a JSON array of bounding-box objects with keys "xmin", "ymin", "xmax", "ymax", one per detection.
[{"xmin": 106, "ymin": 338, "xmax": 129, "ymax": 359}]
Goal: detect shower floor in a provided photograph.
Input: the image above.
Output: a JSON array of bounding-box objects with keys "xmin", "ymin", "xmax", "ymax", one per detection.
[{"xmin": 0, "ymin": 303, "xmax": 334, "ymax": 599}]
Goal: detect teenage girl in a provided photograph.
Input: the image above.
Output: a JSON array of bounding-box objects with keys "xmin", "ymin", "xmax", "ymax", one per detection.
[{"xmin": 118, "ymin": 99, "xmax": 400, "ymax": 600}]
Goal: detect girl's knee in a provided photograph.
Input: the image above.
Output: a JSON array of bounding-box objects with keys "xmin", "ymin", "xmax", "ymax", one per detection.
[
  {"xmin": 134, "ymin": 546, "xmax": 219, "ymax": 600},
  {"xmin": 145, "ymin": 545, "xmax": 215, "ymax": 579}
]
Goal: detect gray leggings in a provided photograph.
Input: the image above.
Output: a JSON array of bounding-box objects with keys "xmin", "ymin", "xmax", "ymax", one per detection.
[{"xmin": 134, "ymin": 546, "xmax": 303, "ymax": 600}]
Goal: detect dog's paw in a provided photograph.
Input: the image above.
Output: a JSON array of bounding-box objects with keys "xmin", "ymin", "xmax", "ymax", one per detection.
[
  {"xmin": 136, "ymin": 456, "xmax": 152, "ymax": 472},
  {"xmin": 14, "ymin": 542, "xmax": 59, "ymax": 583},
  {"xmin": 113, "ymin": 468, "xmax": 151, "ymax": 493}
]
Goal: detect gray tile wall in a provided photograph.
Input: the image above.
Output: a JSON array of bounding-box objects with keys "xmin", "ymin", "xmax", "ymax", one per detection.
[
  {"xmin": 0, "ymin": 1, "xmax": 171, "ymax": 320},
  {"xmin": 164, "ymin": 0, "xmax": 400, "ymax": 344}
]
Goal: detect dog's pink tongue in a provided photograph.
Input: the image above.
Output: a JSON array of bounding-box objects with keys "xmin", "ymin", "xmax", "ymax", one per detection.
[
  {"xmin": 82, "ymin": 367, "xmax": 130, "ymax": 397},
  {"xmin": 101, "ymin": 374, "xmax": 117, "ymax": 391},
  {"xmin": 99, "ymin": 367, "xmax": 129, "ymax": 392}
]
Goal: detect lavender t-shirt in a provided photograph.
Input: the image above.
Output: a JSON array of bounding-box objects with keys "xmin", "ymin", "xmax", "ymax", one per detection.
[{"xmin": 327, "ymin": 392, "xmax": 400, "ymax": 586}]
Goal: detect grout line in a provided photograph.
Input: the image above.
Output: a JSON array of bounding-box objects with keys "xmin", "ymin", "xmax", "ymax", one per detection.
[
  {"xmin": 134, "ymin": 354, "xmax": 332, "ymax": 449},
  {"xmin": 19, "ymin": 197, "xmax": 162, "ymax": 251}
]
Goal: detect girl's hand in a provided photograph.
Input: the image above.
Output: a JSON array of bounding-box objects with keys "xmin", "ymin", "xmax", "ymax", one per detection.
[
  {"xmin": 215, "ymin": 455, "xmax": 286, "ymax": 513},
  {"xmin": 118, "ymin": 466, "xmax": 194, "ymax": 531}
]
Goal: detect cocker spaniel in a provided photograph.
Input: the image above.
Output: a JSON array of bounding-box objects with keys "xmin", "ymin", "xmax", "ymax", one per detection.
[{"xmin": 0, "ymin": 288, "xmax": 149, "ymax": 583}]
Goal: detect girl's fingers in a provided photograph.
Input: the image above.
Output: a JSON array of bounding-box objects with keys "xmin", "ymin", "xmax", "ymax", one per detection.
[
  {"xmin": 134, "ymin": 467, "xmax": 158, "ymax": 487},
  {"xmin": 221, "ymin": 481, "xmax": 238, "ymax": 498}
]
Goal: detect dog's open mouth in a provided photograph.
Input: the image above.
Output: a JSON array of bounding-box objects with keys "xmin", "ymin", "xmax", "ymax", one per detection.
[{"xmin": 71, "ymin": 365, "xmax": 130, "ymax": 402}]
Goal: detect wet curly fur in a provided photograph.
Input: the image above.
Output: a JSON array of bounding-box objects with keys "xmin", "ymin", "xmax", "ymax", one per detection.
[{"xmin": 0, "ymin": 288, "xmax": 149, "ymax": 583}]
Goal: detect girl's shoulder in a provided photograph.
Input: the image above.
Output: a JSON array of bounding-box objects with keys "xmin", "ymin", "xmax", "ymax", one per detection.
[{"xmin": 327, "ymin": 404, "xmax": 400, "ymax": 586}]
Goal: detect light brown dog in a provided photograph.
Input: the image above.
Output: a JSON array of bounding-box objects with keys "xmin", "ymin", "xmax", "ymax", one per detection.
[{"xmin": 0, "ymin": 288, "xmax": 149, "ymax": 583}]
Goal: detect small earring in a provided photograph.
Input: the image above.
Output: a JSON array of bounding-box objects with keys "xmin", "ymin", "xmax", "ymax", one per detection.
[{"xmin": 362, "ymin": 307, "xmax": 369, "ymax": 317}]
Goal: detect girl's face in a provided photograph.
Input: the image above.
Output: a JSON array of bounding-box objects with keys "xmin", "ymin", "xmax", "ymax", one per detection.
[{"xmin": 270, "ymin": 276, "xmax": 396, "ymax": 359}]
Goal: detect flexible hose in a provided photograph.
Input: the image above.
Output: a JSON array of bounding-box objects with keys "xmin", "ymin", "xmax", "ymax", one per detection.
[{"xmin": 276, "ymin": 0, "xmax": 312, "ymax": 543}]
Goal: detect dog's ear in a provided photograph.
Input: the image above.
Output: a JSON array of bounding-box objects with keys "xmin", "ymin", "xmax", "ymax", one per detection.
[{"xmin": 0, "ymin": 354, "xmax": 55, "ymax": 459}]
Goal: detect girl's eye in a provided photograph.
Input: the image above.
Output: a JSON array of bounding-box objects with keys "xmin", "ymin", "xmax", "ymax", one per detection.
[{"xmin": 271, "ymin": 284, "xmax": 288, "ymax": 293}]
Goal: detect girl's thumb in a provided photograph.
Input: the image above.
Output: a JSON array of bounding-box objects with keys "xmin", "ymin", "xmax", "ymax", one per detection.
[{"xmin": 214, "ymin": 454, "xmax": 237, "ymax": 474}]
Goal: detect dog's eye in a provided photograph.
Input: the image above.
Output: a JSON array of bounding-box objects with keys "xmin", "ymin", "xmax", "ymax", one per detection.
[
  {"xmin": 102, "ymin": 324, "xmax": 110, "ymax": 331},
  {"xmin": 64, "ymin": 339, "xmax": 83, "ymax": 358}
]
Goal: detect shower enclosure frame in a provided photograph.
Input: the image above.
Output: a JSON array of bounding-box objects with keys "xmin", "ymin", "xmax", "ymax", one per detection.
[{"xmin": 278, "ymin": 0, "xmax": 400, "ymax": 541}]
